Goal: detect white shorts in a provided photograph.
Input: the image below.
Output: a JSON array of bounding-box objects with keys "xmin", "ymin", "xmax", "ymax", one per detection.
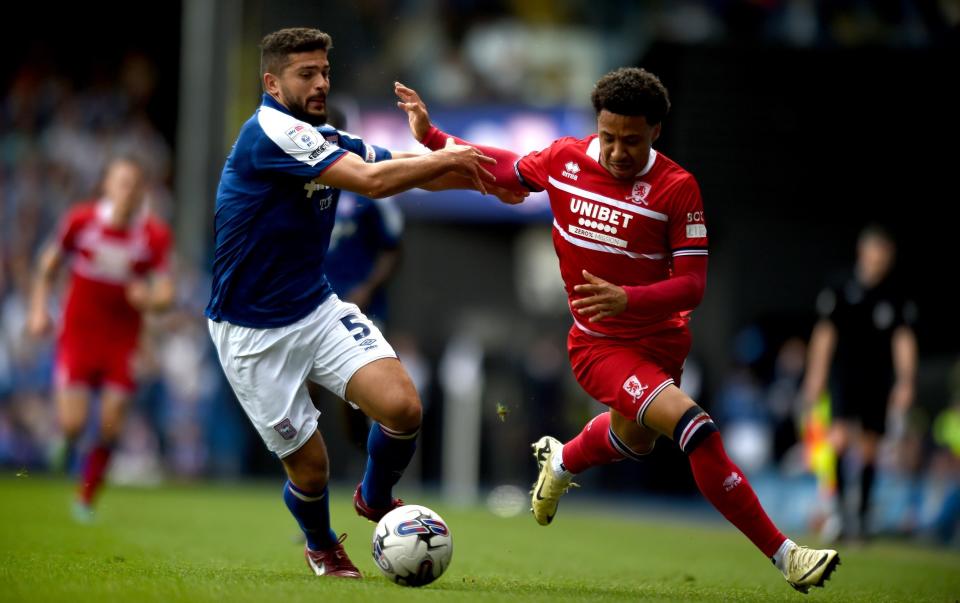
[{"xmin": 208, "ymin": 294, "xmax": 396, "ymax": 458}]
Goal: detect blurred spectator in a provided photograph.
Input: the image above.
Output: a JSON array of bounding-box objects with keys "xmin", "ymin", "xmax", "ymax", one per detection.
[
  {"xmin": 916, "ymin": 360, "xmax": 960, "ymax": 545},
  {"xmin": 767, "ymin": 337, "xmax": 807, "ymax": 464}
]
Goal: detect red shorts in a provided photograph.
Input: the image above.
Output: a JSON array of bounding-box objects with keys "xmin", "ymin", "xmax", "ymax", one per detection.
[
  {"xmin": 567, "ymin": 324, "xmax": 691, "ymax": 425},
  {"xmin": 55, "ymin": 336, "xmax": 137, "ymax": 392}
]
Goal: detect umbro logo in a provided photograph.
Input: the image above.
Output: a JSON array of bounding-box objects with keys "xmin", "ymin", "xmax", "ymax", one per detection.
[{"xmin": 562, "ymin": 161, "xmax": 580, "ymax": 180}]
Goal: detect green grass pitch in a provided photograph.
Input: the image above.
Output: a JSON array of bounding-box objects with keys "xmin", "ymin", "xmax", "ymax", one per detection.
[{"xmin": 1, "ymin": 475, "xmax": 958, "ymax": 602}]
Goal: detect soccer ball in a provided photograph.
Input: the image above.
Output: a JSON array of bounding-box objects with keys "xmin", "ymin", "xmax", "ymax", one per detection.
[{"xmin": 371, "ymin": 504, "xmax": 453, "ymax": 586}]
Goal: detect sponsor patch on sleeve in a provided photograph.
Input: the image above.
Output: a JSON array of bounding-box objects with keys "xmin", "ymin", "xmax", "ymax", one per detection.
[
  {"xmin": 686, "ymin": 224, "xmax": 707, "ymax": 238},
  {"xmin": 307, "ymin": 141, "xmax": 331, "ymax": 161},
  {"xmin": 285, "ymin": 125, "xmax": 320, "ymax": 151}
]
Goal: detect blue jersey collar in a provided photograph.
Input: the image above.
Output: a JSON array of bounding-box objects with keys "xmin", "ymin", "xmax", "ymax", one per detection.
[{"xmin": 261, "ymin": 93, "xmax": 291, "ymax": 115}]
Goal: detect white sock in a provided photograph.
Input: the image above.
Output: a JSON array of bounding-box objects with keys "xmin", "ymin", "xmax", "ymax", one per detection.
[
  {"xmin": 550, "ymin": 445, "xmax": 573, "ymax": 480},
  {"xmin": 772, "ymin": 539, "xmax": 796, "ymax": 574}
]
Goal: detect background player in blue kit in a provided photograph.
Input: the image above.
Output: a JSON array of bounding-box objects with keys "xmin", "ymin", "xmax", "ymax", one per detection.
[
  {"xmin": 205, "ymin": 27, "xmax": 523, "ymax": 578},
  {"xmin": 324, "ymin": 105, "xmax": 404, "ymax": 328},
  {"xmin": 315, "ymin": 105, "xmax": 404, "ymax": 451}
]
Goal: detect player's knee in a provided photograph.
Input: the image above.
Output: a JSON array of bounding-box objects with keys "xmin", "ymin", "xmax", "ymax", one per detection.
[
  {"xmin": 291, "ymin": 458, "xmax": 330, "ymax": 493},
  {"xmin": 99, "ymin": 419, "xmax": 122, "ymax": 443},
  {"xmin": 385, "ymin": 398, "xmax": 422, "ymax": 433},
  {"xmin": 630, "ymin": 439, "xmax": 657, "ymax": 456},
  {"xmin": 59, "ymin": 414, "xmax": 85, "ymax": 439},
  {"xmin": 672, "ymin": 405, "xmax": 718, "ymax": 455},
  {"xmin": 378, "ymin": 385, "xmax": 422, "ymax": 433},
  {"xmin": 612, "ymin": 426, "xmax": 658, "ymax": 457}
]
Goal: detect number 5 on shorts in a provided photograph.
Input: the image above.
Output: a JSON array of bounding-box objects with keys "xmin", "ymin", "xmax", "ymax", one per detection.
[{"xmin": 340, "ymin": 315, "xmax": 372, "ymax": 341}]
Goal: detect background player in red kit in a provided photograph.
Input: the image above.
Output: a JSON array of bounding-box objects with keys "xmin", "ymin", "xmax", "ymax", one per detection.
[
  {"xmin": 27, "ymin": 156, "xmax": 175, "ymax": 519},
  {"xmin": 396, "ymin": 69, "xmax": 839, "ymax": 593}
]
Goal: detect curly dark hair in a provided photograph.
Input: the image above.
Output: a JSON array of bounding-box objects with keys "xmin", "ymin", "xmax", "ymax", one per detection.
[
  {"xmin": 590, "ymin": 67, "xmax": 670, "ymax": 125},
  {"xmin": 260, "ymin": 28, "xmax": 333, "ymax": 77}
]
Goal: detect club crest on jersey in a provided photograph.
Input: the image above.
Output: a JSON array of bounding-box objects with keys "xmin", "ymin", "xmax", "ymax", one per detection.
[
  {"xmin": 285, "ymin": 124, "xmax": 319, "ymax": 150},
  {"xmin": 274, "ymin": 418, "xmax": 298, "ymax": 441},
  {"xmin": 627, "ymin": 181, "xmax": 651, "ymax": 205},
  {"xmin": 562, "ymin": 161, "xmax": 580, "ymax": 180},
  {"xmin": 623, "ymin": 375, "xmax": 648, "ymax": 400}
]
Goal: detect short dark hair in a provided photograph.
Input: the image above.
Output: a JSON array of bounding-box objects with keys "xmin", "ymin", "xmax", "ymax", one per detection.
[
  {"xmin": 260, "ymin": 28, "xmax": 332, "ymax": 77},
  {"xmin": 591, "ymin": 67, "xmax": 670, "ymax": 125}
]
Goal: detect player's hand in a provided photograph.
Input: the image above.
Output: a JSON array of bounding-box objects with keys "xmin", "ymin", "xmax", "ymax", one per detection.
[
  {"xmin": 26, "ymin": 306, "xmax": 52, "ymax": 338},
  {"xmin": 126, "ymin": 279, "xmax": 151, "ymax": 311},
  {"xmin": 395, "ymin": 82, "xmax": 431, "ymax": 142},
  {"xmin": 440, "ymin": 136, "xmax": 496, "ymax": 195},
  {"xmin": 571, "ymin": 270, "xmax": 627, "ymax": 322},
  {"xmin": 485, "ymin": 183, "xmax": 528, "ymax": 205}
]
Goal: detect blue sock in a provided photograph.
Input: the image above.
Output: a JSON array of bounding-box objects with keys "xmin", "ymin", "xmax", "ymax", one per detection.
[
  {"xmin": 283, "ymin": 480, "xmax": 337, "ymax": 551},
  {"xmin": 361, "ymin": 423, "xmax": 419, "ymax": 508}
]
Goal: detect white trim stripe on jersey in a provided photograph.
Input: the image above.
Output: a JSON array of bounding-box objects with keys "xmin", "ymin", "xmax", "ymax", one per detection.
[
  {"xmin": 548, "ymin": 176, "xmax": 668, "ymax": 222},
  {"xmin": 258, "ymin": 106, "xmax": 340, "ymax": 167},
  {"xmin": 573, "ymin": 318, "xmax": 608, "ymax": 337},
  {"xmin": 553, "ymin": 219, "xmax": 667, "ymax": 260},
  {"xmin": 636, "ymin": 148, "xmax": 657, "ymax": 177},
  {"xmin": 637, "ymin": 378, "xmax": 675, "ymax": 426},
  {"xmin": 586, "ymin": 137, "xmax": 601, "ymax": 161},
  {"xmin": 672, "ymin": 249, "xmax": 709, "ymax": 257}
]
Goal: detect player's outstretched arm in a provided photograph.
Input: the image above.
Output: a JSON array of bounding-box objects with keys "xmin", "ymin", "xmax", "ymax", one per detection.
[
  {"xmin": 320, "ymin": 137, "xmax": 495, "ymax": 198},
  {"xmin": 890, "ymin": 325, "xmax": 917, "ymax": 411},
  {"xmin": 126, "ymin": 273, "xmax": 176, "ymax": 313},
  {"xmin": 395, "ymin": 82, "xmax": 529, "ymax": 196},
  {"xmin": 801, "ymin": 320, "xmax": 837, "ymax": 407},
  {"xmin": 26, "ymin": 243, "xmax": 62, "ymax": 337},
  {"xmin": 571, "ymin": 256, "xmax": 708, "ymax": 323}
]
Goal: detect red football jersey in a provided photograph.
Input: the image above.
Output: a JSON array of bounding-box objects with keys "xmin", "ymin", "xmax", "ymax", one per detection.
[
  {"xmin": 517, "ymin": 135, "xmax": 708, "ymax": 339},
  {"xmin": 56, "ymin": 200, "xmax": 172, "ymax": 347}
]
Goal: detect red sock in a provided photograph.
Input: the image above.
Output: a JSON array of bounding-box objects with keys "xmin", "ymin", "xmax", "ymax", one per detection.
[
  {"xmin": 561, "ymin": 414, "xmax": 625, "ymax": 474},
  {"xmin": 78, "ymin": 445, "xmax": 113, "ymax": 505},
  {"xmin": 688, "ymin": 432, "xmax": 786, "ymax": 557}
]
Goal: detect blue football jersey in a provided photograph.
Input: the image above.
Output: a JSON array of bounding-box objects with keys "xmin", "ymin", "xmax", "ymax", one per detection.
[
  {"xmin": 205, "ymin": 93, "xmax": 390, "ymax": 328},
  {"xmin": 325, "ymin": 192, "xmax": 403, "ymax": 321}
]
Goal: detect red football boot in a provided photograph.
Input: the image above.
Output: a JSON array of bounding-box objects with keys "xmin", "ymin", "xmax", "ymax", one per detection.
[
  {"xmin": 304, "ymin": 533, "xmax": 361, "ymax": 578},
  {"xmin": 353, "ymin": 482, "xmax": 403, "ymax": 523}
]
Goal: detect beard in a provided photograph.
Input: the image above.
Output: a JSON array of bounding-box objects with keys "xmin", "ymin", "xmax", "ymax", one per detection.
[{"xmin": 281, "ymin": 86, "xmax": 327, "ymax": 125}]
